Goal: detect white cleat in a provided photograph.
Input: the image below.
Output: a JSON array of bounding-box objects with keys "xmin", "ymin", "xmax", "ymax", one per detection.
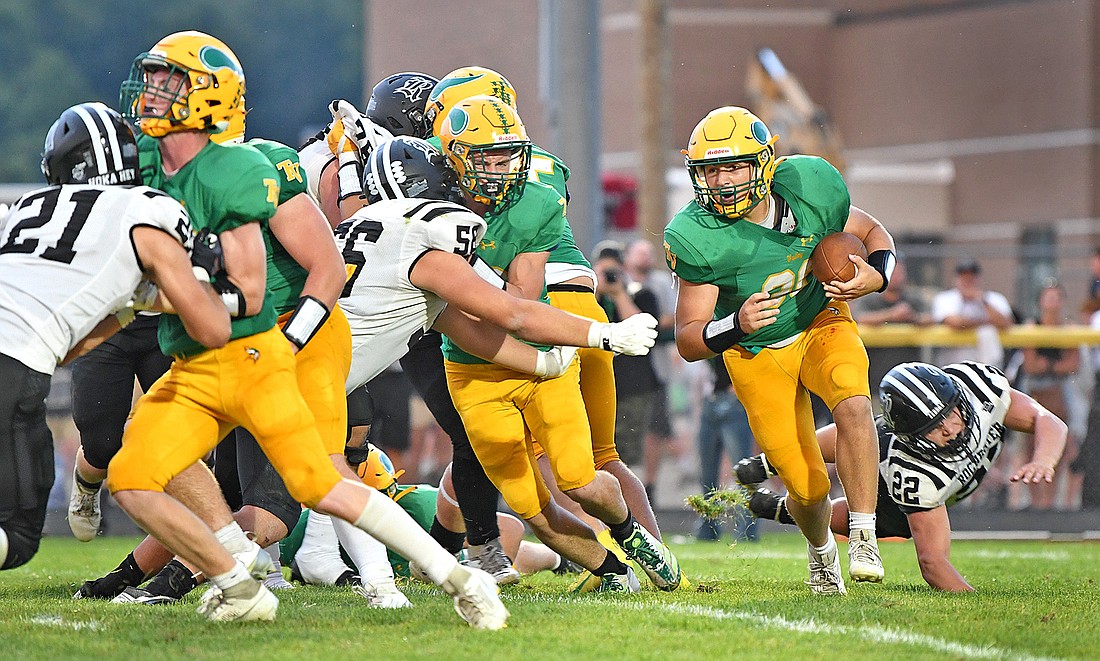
[
  {"xmin": 847, "ymin": 529, "xmax": 884, "ymax": 583},
  {"xmin": 235, "ymin": 543, "xmax": 276, "ymax": 582},
  {"xmin": 197, "ymin": 582, "xmax": 278, "ymax": 622},
  {"xmin": 353, "ymin": 578, "xmax": 412, "ymax": 609},
  {"xmin": 806, "ymin": 543, "xmax": 847, "ymax": 596},
  {"xmin": 440, "ymin": 565, "xmax": 509, "ymax": 630},
  {"xmin": 67, "ymin": 471, "xmax": 101, "ymax": 542},
  {"xmin": 263, "ymin": 568, "xmax": 295, "ymax": 591}
]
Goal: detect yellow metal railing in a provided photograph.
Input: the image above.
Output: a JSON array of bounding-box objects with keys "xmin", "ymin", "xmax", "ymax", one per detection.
[{"xmin": 859, "ymin": 324, "xmax": 1100, "ymax": 349}]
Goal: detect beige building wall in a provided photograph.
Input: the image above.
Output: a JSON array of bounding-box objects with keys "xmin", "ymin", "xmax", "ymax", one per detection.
[{"xmin": 368, "ymin": 0, "xmax": 1100, "ymax": 311}]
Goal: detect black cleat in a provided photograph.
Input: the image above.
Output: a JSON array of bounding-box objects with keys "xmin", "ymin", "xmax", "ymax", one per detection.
[
  {"xmin": 734, "ymin": 454, "xmax": 775, "ymax": 487},
  {"xmin": 748, "ymin": 487, "xmax": 786, "ymax": 522}
]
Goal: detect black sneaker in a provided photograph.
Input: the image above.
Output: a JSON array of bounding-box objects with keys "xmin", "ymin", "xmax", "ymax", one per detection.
[
  {"xmin": 551, "ymin": 557, "xmax": 583, "ymax": 575},
  {"xmin": 734, "ymin": 455, "xmax": 775, "ymax": 487},
  {"xmin": 111, "ymin": 586, "xmax": 179, "ymax": 605},
  {"xmin": 748, "ymin": 487, "xmax": 786, "ymax": 522},
  {"xmin": 74, "ymin": 574, "xmax": 134, "ymax": 600},
  {"xmin": 139, "ymin": 560, "xmax": 198, "ymax": 601}
]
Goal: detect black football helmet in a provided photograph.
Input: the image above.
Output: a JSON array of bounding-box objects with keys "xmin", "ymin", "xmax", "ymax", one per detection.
[
  {"xmin": 41, "ymin": 102, "xmax": 141, "ymax": 186},
  {"xmin": 879, "ymin": 362, "xmax": 978, "ymax": 461},
  {"xmin": 363, "ymin": 136, "xmax": 463, "ymax": 204},
  {"xmin": 366, "ymin": 72, "xmax": 439, "ymax": 139}
]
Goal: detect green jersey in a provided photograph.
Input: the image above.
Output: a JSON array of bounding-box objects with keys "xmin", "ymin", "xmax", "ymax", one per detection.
[
  {"xmin": 387, "ymin": 485, "xmax": 437, "ymax": 577},
  {"xmin": 248, "ymin": 138, "xmax": 310, "ymax": 314},
  {"xmin": 663, "ymin": 155, "xmax": 851, "ymax": 354},
  {"xmin": 441, "ymin": 180, "xmax": 567, "ymax": 364},
  {"xmin": 138, "ymin": 135, "xmax": 281, "ymax": 357},
  {"xmin": 427, "ymin": 136, "xmax": 588, "ymax": 271}
]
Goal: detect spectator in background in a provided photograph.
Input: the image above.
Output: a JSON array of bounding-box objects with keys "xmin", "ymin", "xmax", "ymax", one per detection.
[
  {"xmin": 1078, "ymin": 293, "xmax": 1100, "ymax": 509},
  {"xmin": 931, "ymin": 259, "xmax": 1014, "ymax": 368},
  {"xmin": 695, "ymin": 355, "xmax": 758, "ymax": 542},
  {"xmin": 851, "ymin": 257, "xmax": 929, "ymax": 406},
  {"xmin": 623, "ymin": 240, "xmax": 681, "ymax": 505},
  {"xmin": 1017, "ymin": 281, "xmax": 1081, "ymax": 510},
  {"xmin": 593, "ymin": 242, "xmax": 656, "ymax": 478}
]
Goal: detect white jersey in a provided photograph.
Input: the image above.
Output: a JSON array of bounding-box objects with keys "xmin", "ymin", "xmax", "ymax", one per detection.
[
  {"xmin": 298, "ymin": 130, "xmax": 335, "ymax": 204},
  {"xmin": 0, "ymin": 184, "xmax": 191, "ymax": 375},
  {"xmin": 879, "ymin": 361, "xmax": 1012, "ymax": 512},
  {"xmin": 337, "ymin": 198, "xmax": 486, "ymax": 391}
]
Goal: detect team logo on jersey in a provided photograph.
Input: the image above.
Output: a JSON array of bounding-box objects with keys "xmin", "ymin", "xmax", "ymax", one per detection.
[
  {"xmin": 479, "ymin": 239, "xmax": 496, "ymax": 251},
  {"xmin": 245, "ymin": 347, "xmax": 260, "ymax": 362},
  {"xmin": 664, "ymin": 241, "xmax": 677, "ymax": 270},
  {"xmin": 394, "ymin": 76, "xmax": 435, "ymax": 102}
]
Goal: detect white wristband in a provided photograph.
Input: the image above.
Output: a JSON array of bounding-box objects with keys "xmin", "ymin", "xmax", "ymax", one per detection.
[{"xmin": 471, "ymin": 255, "xmax": 506, "ymax": 289}]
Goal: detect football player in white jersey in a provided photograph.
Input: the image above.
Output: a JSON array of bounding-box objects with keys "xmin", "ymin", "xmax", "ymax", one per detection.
[
  {"xmin": 736, "ymin": 360, "xmax": 1066, "ymax": 591},
  {"xmin": 338, "ymin": 136, "xmax": 659, "ymax": 393},
  {"xmin": 0, "ymin": 102, "xmax": 230, "ymax": 570},
  {"xmin": 299, "ymin": 72, "xmax": 439, "ymax": 228}
]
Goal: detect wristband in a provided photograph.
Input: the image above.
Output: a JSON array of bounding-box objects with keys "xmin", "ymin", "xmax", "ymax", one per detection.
[
  {"xmin": 213, "ymin": 275, "xmax": 244, "ymax": 318},
  {"xmin": 344, "ymin": 442, "xmax": 370, "ymax": 467},
  {"xmin": 587, "ymin": 322, "xmax": 611, "ymax": 351},
  {"xmin": 282, "ymin": 295, "xmax": 331, "ymax": 350},
  {"xmin": 702, "ymin": 311, "xmax": 746, "ymax": 354},
  {"xmin": 867, "ymin": 249, "xmax": 896, "ymax": 293},
  {"xmin": 470, "ymin": 255, "xmax": 506, "ymax": 289},
  {"xmin": 337, "ymin": 151, "xmax": 364, "ymax": 202}
]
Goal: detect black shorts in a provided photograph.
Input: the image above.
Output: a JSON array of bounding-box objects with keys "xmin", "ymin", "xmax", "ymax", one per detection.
[
  {"xmin": 0, "ymin": 353, "xmax": 53, "ymax": 568},
  {"xmin": 70, "ymin": 315, "xmax": 171, "ymax": 469},
  {"xmin": 234, "ymin": 427, "xmax": 300, "ymax": 534},
  {"xmin": 363, "ymin": 369, "xmax": 412, "ymax": 452}
]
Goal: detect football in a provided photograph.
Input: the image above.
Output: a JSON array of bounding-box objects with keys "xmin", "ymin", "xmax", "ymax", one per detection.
[{"xmin": 810, "ymin": 232, "xmax": 868, "ymax": 284}]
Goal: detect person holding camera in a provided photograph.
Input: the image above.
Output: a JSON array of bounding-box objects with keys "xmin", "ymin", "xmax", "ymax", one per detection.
[{"xmin": 594, "ymin": 242, "xmax": 660, "ymax": 477}]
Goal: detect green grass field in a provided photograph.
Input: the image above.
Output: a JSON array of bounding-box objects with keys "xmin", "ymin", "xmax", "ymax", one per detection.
[{"xmin": 2, "ymin": 532, "xmax": 1097, "ymax": 660}]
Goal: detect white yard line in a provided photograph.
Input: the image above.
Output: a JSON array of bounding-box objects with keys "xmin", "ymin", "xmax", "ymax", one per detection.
[
  {"xmin": 26, "ymin": 615, "xmax": 105, "ymax": 631},
  {"xmin": 625, "ymin": 603, "xmax": 1064, "ymax": 661}
]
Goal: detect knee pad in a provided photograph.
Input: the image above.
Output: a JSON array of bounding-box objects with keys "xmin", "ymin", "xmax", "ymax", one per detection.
[
  {"xmin": 785, "ymin": 467, "xmax": 832, "ymax": 507},
  {"xmin": 0, "ymin": 513, "xmax": 44, "ymax": 570}
]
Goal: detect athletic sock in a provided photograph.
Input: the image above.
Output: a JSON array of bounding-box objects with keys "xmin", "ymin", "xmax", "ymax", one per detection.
[
  {"xmin": 608, "ymin": 512, "xmax": 637, "ymax": 545},
  {"xmin": 74, "ymin": 471, "xmax": 102, "ymax": 492},
  {"xmin": 209, "ymin": 561, "xmax": 256, "ymax": 596},
  {"xmin": 811, "ymin": 533, "xmax": 838, "ymax": 560},
  {"xmin": 430, "ymin": 517, "xmax": 467, "ymax": 556},
  {"xmin": 213, "ymin": 522, "xmax": 252, "ymax": 555},
  {"xmin": 848, "ymin": 511, "xmax": 877, "ymax": 535},
  {"xmin": 331, "ymin": 517, "xmax": 395, "ymax": 584},
  {"xmin": 352, "ymin": 491, "xmax": 456, "ymax": 585},
  {"xmin": 593, "ymin": 550, "xmax": 629, "ymax": 576}
]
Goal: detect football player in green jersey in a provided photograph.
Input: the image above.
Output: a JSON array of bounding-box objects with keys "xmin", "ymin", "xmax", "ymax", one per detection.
[
  {"xmin": 664, "ymin": 106, "xmax": 897, "ymax": 595},
  {"xmin": 106, "ymin": 31, "xmax": 509, "ymax": 629},
  {"xmin": 438, "ymin": 95, "xmax": 680, "ymax": 593}
]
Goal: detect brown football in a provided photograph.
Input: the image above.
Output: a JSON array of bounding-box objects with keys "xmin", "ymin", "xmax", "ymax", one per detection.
[{"xmin": 810, "ymin": 232, "xmax": 868, "ymax": 284}]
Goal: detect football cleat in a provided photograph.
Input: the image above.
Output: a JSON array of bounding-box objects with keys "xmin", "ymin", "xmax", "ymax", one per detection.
[
  {"xmin": 734, "ymin": 454, "xmax": 776, "ymax": 488},
  {"xmin": 263, "ymin": 568, "xmax": 295, "ymax": 591},
  {"xmin": 748, "ymin": 487, "xmax": 786, "ymax": 522},
  {"xmin": 111, "ymin": 587, "xmax": 179, "ymax": 605},
  {"xmin": 467, "ymin": 538, "xmax": 521, "ymax": 586},
  {"xmin": 567, "ymin": 570, "xmax": 602, "ymax": 595},
  {"xmin": 235, "ymin": 543, "xmax": 276, "ymax": 582},
  {"xmin": 353, "ymin": 578, "xmax": 412, "ymax": 609},
  {"xmin": 619, "ymin": 522, "xmax": 682, "ymax": 591},
  {"xmin": 67, "ymin": 471, "xmax": 102, "ymax": 542},
  {"xmin": 551, "ymin": 557, "xmax": 584, "ymax": 576},
  {"xmin": 806, "ymin": 543, "xmax": 847, "ymax": 596},
  {"xmin": 197, "ymin": 583, "xmax": 278, "ymax": 622},
  {"xmin": 594, "ymin": 567, "xmax": 641, "ymax": 594},
  {"xmin": 847, "ymin": 529, "xmax": 885, "ymax": 583},
  {"xmin": 440, "ymin": 564, "xmax": 509, "ymax": 630}
]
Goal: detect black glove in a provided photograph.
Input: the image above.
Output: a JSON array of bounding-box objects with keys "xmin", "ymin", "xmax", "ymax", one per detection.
[{"xmin": 190, "ymin": 229, "xmax": 225, "ymax": 282}]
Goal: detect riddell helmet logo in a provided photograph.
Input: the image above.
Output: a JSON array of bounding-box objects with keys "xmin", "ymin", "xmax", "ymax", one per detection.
[{"xmin": 705, "ymin": 147, "xmax": 733, "ymax": 158}]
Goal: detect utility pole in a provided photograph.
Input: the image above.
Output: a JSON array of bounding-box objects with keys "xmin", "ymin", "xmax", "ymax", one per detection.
[{"xmin": 638, "ymin": 0, "xmax": 669, "ymax": 249}]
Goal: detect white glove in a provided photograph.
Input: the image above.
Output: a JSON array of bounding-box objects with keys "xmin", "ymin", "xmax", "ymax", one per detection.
[
  {"xmin": 130, "ymin": 279, "xmax": 160, "ymax": 311},
  {"xmin": 533, "ymin": 346, "xmax": 578, "ymax": 378},
  {"xmin": 587, "ymin": 312, "xmax": 658, "ymax": 356},
  {"xmin": 328, "ymin": 99, "xmax": 393, "ymax": 158}
]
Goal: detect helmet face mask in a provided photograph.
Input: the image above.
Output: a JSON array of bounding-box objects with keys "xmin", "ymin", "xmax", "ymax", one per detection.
[
  {"xmin": 362, "ymin": 136, "xmax": 463, "ymax": 204},
  {"xmin": 119, "ymin": 31, "xmax": 245, "ymax": 138},
  {"xmin": 684, "ymin": 106, "xmax": 777, "ymax": 220},
  {"xmin": 880, "ymin": 363, "xmax": 979, "ymax": 462},
  {"xmin": 439, "ymin": 95, "xmax": 530, "ymax": 212},
  {"xmin": 41, "ymin": 102, "xmax": 141, "ymax": 186}
]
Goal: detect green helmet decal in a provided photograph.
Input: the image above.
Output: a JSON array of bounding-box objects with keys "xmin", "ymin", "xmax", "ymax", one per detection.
[
  {"xmin": 430, "ymin": 73, "xmax": 484, "ymax": 103},
  {"xmin": 750, "ymin": 120, "xmax": 770, "ymax": 145},
  {"xmin": 198, "ymin": 45, "xmax": 242, "ymax": 76},
  {"xmin": 447, "ymin": 107, "xmax": 470, "ymax": 134}
]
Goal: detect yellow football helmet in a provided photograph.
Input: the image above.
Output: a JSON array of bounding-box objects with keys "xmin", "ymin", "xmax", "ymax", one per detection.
[
  {"xmin": 210, "ymin": 106, "xmax": 246, "ymax": 145},
  {"xmin": 119, "ymin": 31, "xmax": 245, "ymax": 138},
  {"xmin": 356, "ymin": 443, "xmax": 405, "ymax": 498},
  {"xmin": 684, "ymin": 106, "xmax": 778, "ymax": 219},
  {"xmin": 439, "ymin": 95, "xmax": 531, "ymax": 211},
  {"xmin": 424, "ymin": 66, "xmax": 518, "ymax": 138}
]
